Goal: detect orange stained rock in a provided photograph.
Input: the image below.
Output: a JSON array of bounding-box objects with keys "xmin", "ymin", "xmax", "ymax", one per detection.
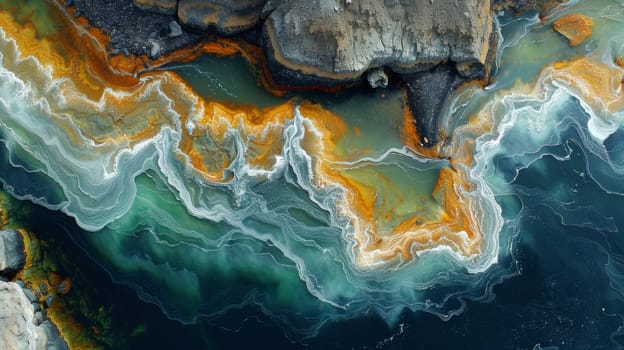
[{"xmin": 553, "ymin": 13, "xmax": 593, "ymax": 47}]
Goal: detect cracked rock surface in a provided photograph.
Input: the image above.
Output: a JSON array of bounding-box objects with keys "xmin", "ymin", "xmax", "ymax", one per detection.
[{"xmin": 0, "ymin": 281, "xmax": 69, "ymax": 350}]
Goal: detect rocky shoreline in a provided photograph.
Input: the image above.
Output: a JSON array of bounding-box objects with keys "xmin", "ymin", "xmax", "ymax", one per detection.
[
  {"xmin": 0, "ymin": 230, "xmax": 69, "ymax": 350},
  {"xmin": 60, "ymin": 0, "xmax": 560, "ymax": 148}
]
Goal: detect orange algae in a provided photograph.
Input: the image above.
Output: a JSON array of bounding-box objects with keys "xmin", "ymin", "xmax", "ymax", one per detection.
[
  {"xmin": 0, "ymin": 1, "xmax": 489, "ymax": 272},
  {"xmin": 550, "ymin": 57, "xmax": 624, "ymax": 113},
  {"xmin": 13, "ymin": 228, "xmax": 103, "ymax": 350},
  {"xmin": 553, "ymin": 13, "xmax": 593, "ymax": 47}
]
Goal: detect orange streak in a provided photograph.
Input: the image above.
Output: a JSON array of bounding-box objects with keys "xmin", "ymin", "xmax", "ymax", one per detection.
[{"xmin": 553, "ymin": 13, "xmax": 593, "ymax": 47}]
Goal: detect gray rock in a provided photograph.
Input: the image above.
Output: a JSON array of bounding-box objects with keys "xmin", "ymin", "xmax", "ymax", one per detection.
[
  {"xmin": 0, "ymin": 281, "xmax": 69, "ymax": 349},
  {"xmin": 0, "ymin": 229, "xmax": 26, "ymax": 277},
  {"xmin": 33, "ymin": 311, "xmax": 44, "ymax": 326},
  {"xmin": 366, "ymin": 67, "xmax": 388, "ymax": 89},
  {"xmin": 67, "ymin": 0, "xmax": 202, "ymax": 60},
  {"xmin": 45, "ymin": 296, "xmax": 55, "ymax": 308},
  {"xmin": 22, "ymin": 287, "xmax": 38, "ymax": 303},
  {"xmin": 403, "ymin": 64, "xmax": 463, "ymax": 147},
  {"xmin": 40, "ymin": 321, "xmax": 70, "ymax": 350},
  {"xmin": 169, "ymin": 20, "xmax": 183, "ymax": 37},
  {"xmin": 133, "ymin": 0, "xmax": 178, "ymax": 15},
  {"xmin": 39, "ymin": 282, "xmax": 48, "ymax": 295},
  {"xmin": 149, "ymin": 39, "xmax": 162, "ymax": 58},
  {"xmin": 0, "ymin": 281, "xmax": 48, "ymax": 350},
  {"xmin": 177, "ymin": 0, "xmax": 268, "ymax": 34},
  {"xmin": 56, "ymin": 280, "xmax": 70, "ymax": 295},
  {"xmin": 264, "ymin": 0, "xmax": 493, "ymax": 81}
]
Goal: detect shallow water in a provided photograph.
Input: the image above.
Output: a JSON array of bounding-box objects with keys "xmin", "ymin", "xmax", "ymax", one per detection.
[{"xmin": 0, "ymin": 0, "xmax": 624, "ymax": 348}]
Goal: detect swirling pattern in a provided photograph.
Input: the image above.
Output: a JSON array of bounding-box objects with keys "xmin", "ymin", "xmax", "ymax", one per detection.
[{"xmin": 0, "ymin": 0, "xmax": 623, "ymax": 343}]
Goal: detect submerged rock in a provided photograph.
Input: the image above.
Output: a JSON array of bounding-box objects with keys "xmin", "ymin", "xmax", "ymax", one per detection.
[
  {"xmin": 0, "ymin": 229, "xmax": 26, "ymax": 277},
  {"xmin": 403, "ymin": 64, "xmax": 463, "ymax": 147},
  {"xmin": 0, "ymin": 281, "xmax": 69, "ymax": 350},
  {"xmin": 553, "ymin": 13, "xmax": 593, "ymax": 46}
]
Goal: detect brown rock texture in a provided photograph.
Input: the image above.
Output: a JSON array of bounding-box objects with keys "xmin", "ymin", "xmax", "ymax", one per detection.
[
  {"xmin": 133, "ymin": 0, "xmax": 178, "ymax": 15},
  {"xmin": 177, "ymin": 0, "xmax": 267, "ymax": 34},
  {"xmin": 553, "ymin": 13, "xmax": 593, "ymax": 47}
]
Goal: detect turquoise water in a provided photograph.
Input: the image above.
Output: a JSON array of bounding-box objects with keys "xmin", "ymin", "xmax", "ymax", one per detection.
[{"xmin": 1, "ymin": 0, "xmax": 624, "ymax": 348}]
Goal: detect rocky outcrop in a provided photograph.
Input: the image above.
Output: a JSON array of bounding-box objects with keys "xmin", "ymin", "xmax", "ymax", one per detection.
[
  {"xmin": 177, "ymin": 0, "xmax": 267, "ymax": 34},
  {"xmin": 367, "ymin": 67, "xmax": 388, "ymax": 89},
  {"xmin": 0, "ymin": 229, "xmax": 69, "ymax": 350},
  {"xmin": 0, "ymin": 281, "xmax": 69, "ymax": 350},
  {"xmin": 0, "ymin": 230, "xmax": 25, "ymax": 276},
  {"xmin": 494, "ymin": 0, "xmax": 567, "ymax": 13},
  {"xmin": 70, "ymin": 0, "xmax": 494, "ymax": 80},
  {"xmin": 64, "ymin": 0, "xmax": 502, "ymax": 148},
  {"xmin": 68, "ymin": 0, "xmax": 201, "ymax": 59},
  {"xmin": 263, "ymin": 0, "xmax": 493, "ymax": 81},
  {"xmin": 132, "ymin": 0, "xmax": 178, "ymax": 15},
  {"xmin": 403, "ymin": 64, "xmax": 463, "ymax": 147},
  {"xmin": 553, "ymin": 13, "xmax": 593, "ymax": 46}
]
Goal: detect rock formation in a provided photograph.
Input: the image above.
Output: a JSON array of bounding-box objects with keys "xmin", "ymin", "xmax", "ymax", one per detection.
[
  {"xmin": 553, "ymin": 13, "xmax": 593, "ymax": 46},
  {"xmin": 367, "ymin": 67, "xmax": 388, "ymax": 89},
  {"xmin": 0, "ymin": 281, "xmax": 69, "ymax": 350},
  {"xmin": 0, "ymin": 230, "xmax": 25, "ymax": 276},
  {"xmin": 263, "ymin": 0, "xmax": 492, "ymax": 81},
  {"xmin": 403, "ymin": 64, "xmax": 463, "ymax": 147},
  {"xmin": 0, "ymin": 281, "xmax": 47, "ymax": 350},
  {"xmin": 133, "ymin": 0, "xmax": 178, "ymax": 15},
  {"xmin": 0, "ymin": 230, "xmax": 69, "ymax": 350},
  {"xmin": 177, "ymin": 0, "xmax": 267, "ymax": 34},
  {"xmin": 68, "ymin": 0, "xmax": 201, "ymax": 59}
]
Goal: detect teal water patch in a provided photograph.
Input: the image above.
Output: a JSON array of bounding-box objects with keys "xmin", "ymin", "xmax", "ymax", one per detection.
[{"xmin": 163, "ymin": 54, "xmax": 285, "ymax": 107}]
